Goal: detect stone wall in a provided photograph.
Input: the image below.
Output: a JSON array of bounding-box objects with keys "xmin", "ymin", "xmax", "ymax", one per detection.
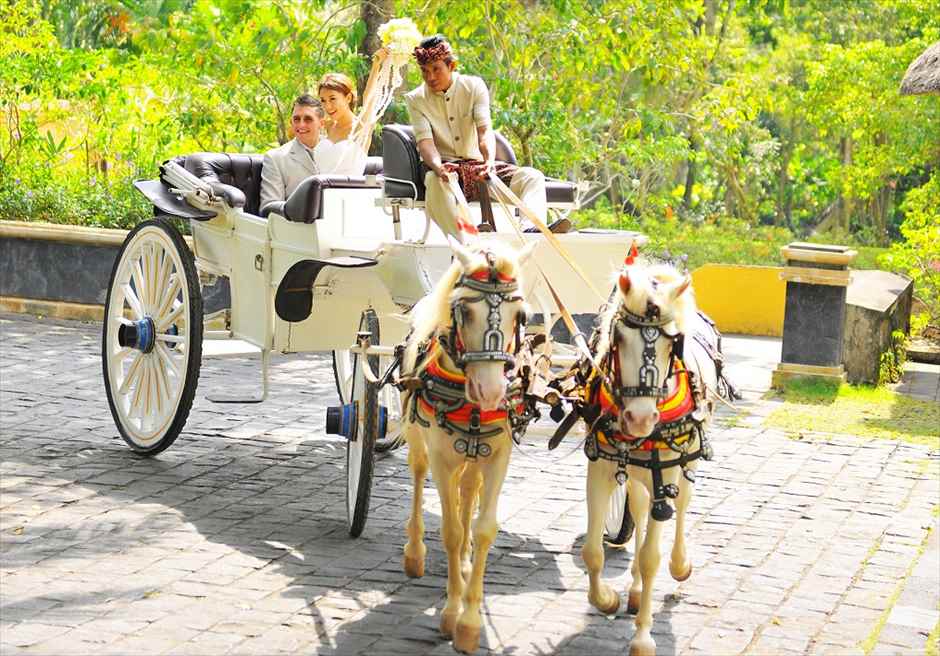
[{"xmin": 843, "ymin": 270, "xmax": 914, "ymax": 384}]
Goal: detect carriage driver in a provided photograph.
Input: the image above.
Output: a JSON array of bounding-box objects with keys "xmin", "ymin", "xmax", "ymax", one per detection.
[{"xmin": 405, "ymin": 36, "xmax": 570, "ymax": 241}]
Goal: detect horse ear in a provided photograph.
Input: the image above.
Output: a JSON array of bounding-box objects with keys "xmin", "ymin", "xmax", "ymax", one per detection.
[
  {"xmin": 447, "ymin": 235, "xmax": 475, "ymax": 270},
  {"xmin": 517, "ymin": 240, "xmax": 538, "ymax": 265},
  {"xmin": 618, "ymin": 270, "xmax": 631, "ymax": 297},
  {"xmin": 669, "ymin": 274, "xmax": 692, "ymax": 301}
]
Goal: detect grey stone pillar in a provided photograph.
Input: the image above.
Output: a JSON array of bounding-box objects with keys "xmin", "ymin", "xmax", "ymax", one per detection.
[{"xmin": 771, "ymin": 242, "xmax": 857, "ymax": 388}]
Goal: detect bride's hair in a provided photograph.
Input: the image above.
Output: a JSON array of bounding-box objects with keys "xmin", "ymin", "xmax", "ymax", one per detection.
[{"xmin": 318, "ymin": 73, "xmax": 358, "ymax": 108}]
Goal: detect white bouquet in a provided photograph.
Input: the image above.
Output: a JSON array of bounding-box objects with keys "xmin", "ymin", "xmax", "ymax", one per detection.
[{"xmin": 378, "ymin": 18, "xmax": 423, "ymax": 67}]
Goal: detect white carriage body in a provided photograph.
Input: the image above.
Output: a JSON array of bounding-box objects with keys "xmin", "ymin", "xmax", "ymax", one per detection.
[{"xmin": 187, "ymin": 185, "xmax": 644, "ymax": 357}]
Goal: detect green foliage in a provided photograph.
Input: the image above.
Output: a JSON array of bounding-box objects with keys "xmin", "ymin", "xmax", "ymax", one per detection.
[
  {"xmin": 1, "ymin": 0, "xmax": 938, "ymax": 249},
  {"xmin": 878, "ymin": 172, "xmax": 940, "ymax": 326},
  {"xmin": 878, "ymin": 329, "xmax": 908, "ymax": 385}
]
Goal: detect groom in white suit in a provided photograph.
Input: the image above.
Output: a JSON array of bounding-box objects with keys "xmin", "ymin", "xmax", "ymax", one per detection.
[{"xmin": 259, "ymin": 94, "xmax": 325, "ymax": 211}]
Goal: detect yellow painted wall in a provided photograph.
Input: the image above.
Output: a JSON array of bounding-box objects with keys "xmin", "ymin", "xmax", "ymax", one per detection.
[{"xmin": 691, "ymin": 264, "xmax": 785, "ymax": 336}]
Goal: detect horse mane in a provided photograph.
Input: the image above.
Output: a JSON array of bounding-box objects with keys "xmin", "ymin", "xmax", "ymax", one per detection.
[
  {"xmin": 595, "ymin": 260, "xmax": 697, "ymax": 362},
  {"xmin": 403, "ymin": 241, "xmax": 525, "ymax": 373}
]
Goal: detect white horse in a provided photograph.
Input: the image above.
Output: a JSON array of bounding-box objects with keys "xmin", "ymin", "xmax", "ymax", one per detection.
[
  {"xmin": 400, "ymin": 239, "xmax": 535, "ymax": 654},
  {"xmin": 579, "ymin": 259, "xmax": 725, "ymax": 656}
]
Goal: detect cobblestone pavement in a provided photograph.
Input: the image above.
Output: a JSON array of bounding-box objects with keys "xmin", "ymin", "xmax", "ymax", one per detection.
[{"xmin": 1, "ymin": 313, "xmax": 938, "ymax": 655}]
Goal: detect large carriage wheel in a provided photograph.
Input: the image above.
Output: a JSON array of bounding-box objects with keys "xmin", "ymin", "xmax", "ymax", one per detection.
[
  {"xmin": 605, "ymin": 483, "xmax": 635, "ymax": 546},
  {"xmin": 101, "ymin": 218, "xmax": 203, "ymax": 455},
  {"xmin": 332, "ymin": 313, "xmax": 403, "ymax": 453},
  {"xmin": 345, "ymin": 309, "xmax": 380, "ymax": 537}
]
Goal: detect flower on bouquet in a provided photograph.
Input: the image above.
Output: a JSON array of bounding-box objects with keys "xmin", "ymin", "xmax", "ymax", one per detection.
[{"xmin": 378, "ymin": 18, "xmax": 422, "ymax": 67}]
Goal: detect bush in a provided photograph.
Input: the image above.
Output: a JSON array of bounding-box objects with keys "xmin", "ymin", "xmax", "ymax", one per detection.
[
  {"xmin": 878, "ymin": 173, "xmax": 940, "ymax": 328},
  {"xmin": 0, "ymin": 173, "xmax": 150, "ymax": 229}
]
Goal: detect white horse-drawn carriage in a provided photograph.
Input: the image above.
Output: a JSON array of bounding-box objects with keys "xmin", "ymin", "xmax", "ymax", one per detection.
[
  {"xmin": 102, "ymin": 125, "xmax": 640, "ymax": 536},
  {"xmin": 102, "ymin": 124, "xmax": 732, "ymax": 655}
]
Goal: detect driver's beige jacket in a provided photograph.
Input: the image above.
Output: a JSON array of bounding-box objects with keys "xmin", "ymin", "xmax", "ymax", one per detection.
[{"xmin": 259, "ymin": 138, "xmax": 318, "ymax": 210}]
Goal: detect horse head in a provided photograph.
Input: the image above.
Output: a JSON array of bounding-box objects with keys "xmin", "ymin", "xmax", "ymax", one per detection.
[
  {"xmin": 446, "ymin": 239, "xmax": 536, "ymax": 411},
  {"xmin": 603, "ymin": 260, "xmax": 695, "ymax": 438}
]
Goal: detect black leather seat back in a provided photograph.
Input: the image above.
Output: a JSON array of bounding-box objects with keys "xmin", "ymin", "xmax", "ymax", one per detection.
[
  {"xmin": 381, "ymin": 124, "xmax": 517, "ymax": 201},
  {"xmin": 177, "ymin": 153, "xmax": 265, "ymax": 216}
]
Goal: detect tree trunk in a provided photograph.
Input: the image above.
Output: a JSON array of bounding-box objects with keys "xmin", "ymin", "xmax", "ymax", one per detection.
[
  {"xmin": 682, "ymin": 132, "xmax": 698, "ymax": 213},
  {"xmin": 776, "ymin": 139, "xmax": 793, "ymax": 228},
  {"xmin": 836, "ymin": 136, "xmax": 854, "ymax": 232},
  {"xmin": 358, "ymin": 0, "xmax": 394, "ymax": 94}
]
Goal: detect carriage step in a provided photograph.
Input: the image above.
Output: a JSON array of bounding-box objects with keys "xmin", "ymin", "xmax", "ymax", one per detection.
[{"xmin": 202, "ymin": 339, "xmax": 262, "ymax": 358}]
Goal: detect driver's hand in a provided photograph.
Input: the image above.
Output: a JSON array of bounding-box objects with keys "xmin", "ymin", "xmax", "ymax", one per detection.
[
  {"xmin": 471, "ymin": 161, "xmax": 495, "ymax": 181},
  {"xmin": 435, "ymin": 163, "xmax": 456, "ymax": 183}
]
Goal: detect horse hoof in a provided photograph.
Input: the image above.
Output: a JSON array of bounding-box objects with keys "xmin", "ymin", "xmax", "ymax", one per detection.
[
  {"xmin": 453, "ymin": 622, "xmax": 480, "ymax": 653},
  {"xmin": 628, "ymin": 638, "xmax": 656, "ymax": 656},
  {"xmin": 440, "ymin": 611, "xmax": 459, "ymax": 639},
  {"xmin": 403, "ymin": 554, "xmax": 425, "ymax": 579},
  {"xmin": 627, "ymin": 590, "xmax": 640, "ymax": 615},
  {"xmin": 670, "ymin": 561, "xmax": 692, "ymax": 582},
  {"xmin": 590, "ymin": 587, "xmax": 621, "ymax": 616}
]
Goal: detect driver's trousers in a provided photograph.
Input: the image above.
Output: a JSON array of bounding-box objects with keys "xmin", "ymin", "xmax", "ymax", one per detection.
[{"xmin": 424, "ymin": 163, "xmax": 547, "ymax": 242}]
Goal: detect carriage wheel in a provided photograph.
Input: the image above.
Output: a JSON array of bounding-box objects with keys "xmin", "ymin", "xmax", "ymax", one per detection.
[
  {"xmin": 605, "ymin": 483, "xmax": 635, "ymax": 546},
  {"xmin": 346, "ymin": 309, "xmax": 380, "ymax": 537},
  {"xmin": 101, "ymin": 218, "xmax": 203, "ymax": 455},
  {"xmin": 332, "ymin": 313, "xmax": 404, "ymax": 453}
]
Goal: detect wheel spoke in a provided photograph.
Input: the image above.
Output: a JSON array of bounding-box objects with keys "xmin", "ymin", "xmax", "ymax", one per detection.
[
  {"xmin": 113, "ymin": 346, "xmax": 133, "ymax": 362},
  {"xmin": 121, "ymin": 283, "xmax": 145, "ymax": 320},
  {"xmin": 156, "ymin": 274, "xmax": 181, "ymax": 322},
  {"xmin": 132, "ymin": 257, "xmax": 148, "ymax": 314},
  {"xmin": 156, "ymin": 333, "xmax": 185, "ymax": 344},
  {"xmin": 154, "ymin": 248, "xmax": 172, "ymax": 310},
  {"xmin": 147, "ymin": 358, "xmax": 160, "ymax": 417},
  {"xmin": 130, "ymin": 357, "xmax": 149, "ymax": 418},
  {"xmin": 157, "ymin": 301, "xmax": 185, "ymax": 332},
  {"xmin": 143, "ymin": 243, "xmax": 157, "ymax": 310},
  {"xmin": 156, "ymin": 342, "xmax": 181, "ymax": 379},
  {"xmin": 153, "ymin": 353, "xmax": 173, "ymax": 409},
  {"xmin": 118, "ymin": 351, "xmax": 144, "ymax": 396}
]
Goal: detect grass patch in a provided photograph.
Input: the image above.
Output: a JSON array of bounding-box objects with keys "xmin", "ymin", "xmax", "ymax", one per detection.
[
  {"xmin": 764, "ymin": 378, "xmax": 940, "ymax": 445},
  {"xmin": 928, "ymin": 617, "xmax": 940, "ymax": 656}
]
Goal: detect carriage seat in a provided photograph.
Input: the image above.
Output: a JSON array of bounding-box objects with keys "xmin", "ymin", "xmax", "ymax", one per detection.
[
  {"xmin": 171, "ymin": 152, "xmax": 384, "ymax": 220},
  {"xmin": 381, "ymin": 124, "xmax": 576, "ymax": 205}
]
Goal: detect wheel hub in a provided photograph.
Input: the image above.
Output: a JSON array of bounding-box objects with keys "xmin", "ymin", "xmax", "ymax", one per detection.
[{"xmin": 118, "ymin": 317, "xmax": 157, "ymax": 354}]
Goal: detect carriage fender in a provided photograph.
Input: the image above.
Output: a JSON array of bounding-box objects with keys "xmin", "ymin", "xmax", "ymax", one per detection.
[
  {"xmin": 275, "ymin": 256, "xmax": 378, "ymax": 322},
  {"xmin": 132, "ymin": 179, "xmax": 218, "ymax": 220}
]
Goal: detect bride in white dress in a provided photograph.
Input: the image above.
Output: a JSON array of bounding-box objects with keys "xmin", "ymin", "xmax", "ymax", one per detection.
[{"xmin": 315, "ymin": 47, "xmax": 391, "ymax": 176}]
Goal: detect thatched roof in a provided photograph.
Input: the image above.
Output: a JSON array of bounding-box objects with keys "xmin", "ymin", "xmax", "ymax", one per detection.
[{"xmin": 901, "ymin": 41, "xmax": 940, "ymax": 95}]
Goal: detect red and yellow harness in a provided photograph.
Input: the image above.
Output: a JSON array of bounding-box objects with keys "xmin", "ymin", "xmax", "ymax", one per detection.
[
  {"xmin": 415, "ymin": 338, "xmax": 525, "ymax": 427},
  {"xmin": 588, "ymin": 360, "xmax": 697, "ymax": 451}
]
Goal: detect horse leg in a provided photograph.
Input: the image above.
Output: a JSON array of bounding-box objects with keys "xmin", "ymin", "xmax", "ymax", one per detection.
[
  {"xmin": 629, "ymin": 471, "xmax": 662, "ymax": 656},
  {"xmin": 582, "ymin": 459, "xmax": 620, "ymax": 615},
  {"xmin": 435, "ymin": 459, "xmax": 467, "ymax": 640},
  {"xmin": 403, "ymin": 427, "xmax": 429, "ymax": 578},
  {"xmin": 453, "ymin": 445, "xmax": 510, "ymax": 654},
  {"xmin": 627, "ymin": 475, "xmax": 650, "ymax": 615},
  {"xmin": 458, "ymin": 465, "xmax": 482, "ymax": 584},
  {"xmin": 669, "ymin": 462, "xmax": 695, "ymax": 582}
]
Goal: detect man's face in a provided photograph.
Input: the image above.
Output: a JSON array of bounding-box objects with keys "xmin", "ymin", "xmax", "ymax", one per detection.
[
  {"xmin": 420, "ymin": 59, "xmax": 456, "ymax": 93},
  {"xmin": 291, "ymin": 105, "xmax": 322, "ymax": 148}
]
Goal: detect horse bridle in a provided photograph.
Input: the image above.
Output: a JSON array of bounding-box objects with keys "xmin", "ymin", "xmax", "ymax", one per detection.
[
  {"xmin": 608, "ymin": 299, "xmax": 685, "ymax": 403},
  {"xmin": 441, "ymin": 251, "xmax": 528, "ymax": 371}
]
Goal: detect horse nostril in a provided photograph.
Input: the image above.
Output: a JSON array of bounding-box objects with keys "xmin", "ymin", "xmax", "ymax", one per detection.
[{"xmin": 651, "ymin": 410, "xmax": 660, "ymax": 424}]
